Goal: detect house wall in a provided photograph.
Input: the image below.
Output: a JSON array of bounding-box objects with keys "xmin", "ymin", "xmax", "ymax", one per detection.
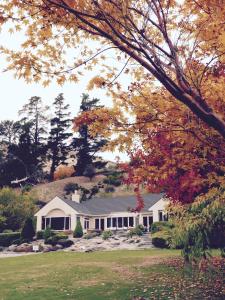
[
  {"xmin": 149, "ymin": 198, "xmax": 169, "ymax": 222},
  {"xmin": 35, "ymin": 197, "xmax": 78, "ymax": 231}
]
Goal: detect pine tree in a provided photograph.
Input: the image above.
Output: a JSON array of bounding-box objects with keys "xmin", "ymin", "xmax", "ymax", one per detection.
[
  {"xmin": 48, "ymin": 93, "xmax": 72, "ymax": 180},
  {"xmin": 18, "ymin": 96, "xmax": 49, "ymax": 174},
  {"xmin": 72, "ymin": 94, "xmax": 107, "ymax": 176}
]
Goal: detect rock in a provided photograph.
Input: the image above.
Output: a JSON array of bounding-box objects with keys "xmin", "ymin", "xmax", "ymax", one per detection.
[
  {"xmin": 0, "ymin": 246, "xmax": 4, "ymax": 252},
  {"xmin": 14, "ymin": 243, "xmax": 33, "ymax": 253},
  {"xmin": 96, "ymin": 241, "xmax": 103, "ymax": 244},
  {"xmin": 111, "ymin": 242, "xmax": 120, "ymax": 246},
  {"xmin": 135, "ymin": 239, "xmax": 140, "ymax": 243},
  {"xmin": 8, "ymin": 244, "xmax": 17, "ymax": 251},
  {"xmin": 126, "ymin": 239, "xmax": 135, "ymax": 244},
  {"xmin": 55, "ymin": 244, "xmax": 63, "ymax": 250}
]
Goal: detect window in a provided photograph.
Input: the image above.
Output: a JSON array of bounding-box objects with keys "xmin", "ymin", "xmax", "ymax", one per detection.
[
  {"xmin": 65, "ymin": 217, "xmax": 70, "ymax": 230},
  {"xmin": 158, "ymin": 210, "xmax": 163, "ymax": 221},
  {"xmin": 107, "ymin": 218, "xmax": 111, "ymax": 228},
  {"xmin": 123, "ymin": 217, "xmax": 128, "ymax": 227},
  {"xmin": 143, "ymin": 216, "xmax": 148, "ymax": 227},
  {"xmin": 129, "ymin": 217, "xmax": 134, "ymax": 227},
  {"xmin": 112, "ymin": 217, "xmax": 117, "ymax": 228},
  {"xmin": 77, "ymin": 216, "xmax": 80, "ymax": 222},
  {"xmin": 163, "ymin": 213, "xmax": 168, "ymax": 221},
  {"xmin": 84, "ymin": 218, "xmax": 89, "ymax": 230},
  {"xmin": 41, "ymin": 217, "xmax": 45, "ymax": 230},
  {"xmin": 51, "ymin": 217, "xmax": 64, "ymax": 230},
  {"xmin": 46, "ymin": 218, "xmax": 50, "ymax": 227},
  {"xmin": 118, "ymin": 217, "xmax": 123, "ymax": 228},
  {"xmin": 95, "ymin": 219, "xmax": 99, "ymax": 230}
]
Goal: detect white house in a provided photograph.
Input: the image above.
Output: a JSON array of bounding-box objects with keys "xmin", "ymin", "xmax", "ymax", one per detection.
[{"xmin": 35, "ymin": 193, "xmax": 169, "ymax": 233}]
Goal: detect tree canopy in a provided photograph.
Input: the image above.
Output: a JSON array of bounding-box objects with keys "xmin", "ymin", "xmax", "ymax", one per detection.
[{"xmin": 0, "ymin": 0, "xmax": 225, "ymax": 138}]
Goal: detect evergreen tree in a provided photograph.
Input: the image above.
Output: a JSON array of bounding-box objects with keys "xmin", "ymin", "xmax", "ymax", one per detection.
[
  {"xmin": 48, "ymin": 93, "xmax": 72, "ymax": 180},
  {"xmin": 21, "ymin": 217, "xmax": 35, "ymax": 241},
  {"xmin": 18, "ymin": 96, "xmax": 49, "ymax": 180},
  {"xmin": 72, "ymin": 94, "xmax": 107, "ymax": 176}
]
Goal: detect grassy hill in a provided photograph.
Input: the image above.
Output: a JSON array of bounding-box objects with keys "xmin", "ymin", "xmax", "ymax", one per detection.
[{"xmin": 31, "ymin": 175, "xmax": 140, "ymax": 203}]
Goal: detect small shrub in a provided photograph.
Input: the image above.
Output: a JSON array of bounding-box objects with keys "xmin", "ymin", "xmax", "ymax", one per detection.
[
  {"xmin": 0, "ymin": 232, "xmax": 21, "ymax": 247},
  {"xmin": 57, "ymin": 239, "xmax": 74, "ymax": 248},
  {"xmin": 83, "ymin": 231, "xmax": 100, "ymax": 239},
  {"xmin": 104, "ymin": 186, "xmax": 115, "ymax": 193},
  {"xmin": 43, "ymin": 226, "xmax": 54, "ymax": 242},
  {"xmin": 64, "ymin": 182, "xmax": 79, "ymax": 195},
  {"xmin": 152, "ymin": 231, "xmax": 171, "ymax": 248},
  {"xmin": 127, "ymin": 225, "xmax": 144, "ymax": 238},
  {"xmin": 102, "ymin": 230, "xmax": 113, "ymax": 240},
  {"xmin": 73, "ymin": 220, "xmax": 83, "ymax": 238},
  {"xmin": 45, "ymin": 233, "xmax": 69, "ymax": 245},
  {"xmin": 21, "ymin": 217, "xmax": 35, "ymax": 241},
  {"xmin": 36, "ymin": 231, "xmax": 44, "ymax": 240},
  {"xmin": 151, "ymin": 221, "xmax": 173, "ymax": 234}
]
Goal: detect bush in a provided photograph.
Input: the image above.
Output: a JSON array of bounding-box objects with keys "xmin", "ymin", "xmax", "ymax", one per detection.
[
  {"xmin": 127, "ymin": 225, "xmax": 144, "ymax": 238},
  {"xmin": 36, "ymin": 231, "xmax": 44, "ymax": 240},
  {"xmin": 102, "ymin": 230, "xmax": 113, "ymax": 240},
  {"xmin": 64, "ymin": 182, "xmax": 79, "ymax": 195},
  {"xmin": 45, "ymin": 234, "xmax": 68, "ymax": 245},
  {"xmin": 152, "ymin": 231, "xmax": 171, "ymax": 248},
  {"xmin": 151, "ymin": 221, "xmax": 173, "ymax": 234},
  {"xmin": 104, "ymin": 186, "xmax": 115, "ymax": 193},
  {"xmin": 21, "ymin": 217, "xmax": 35, "ymax": 241},
  {"xmin": 43, "ymin": 226, "xmax": 54, "ymax": 242},
  {"xmin": 0, "ymin": 232, "xmax": 21, "ymax": 247},
  {"xmin": 57, "ymin": 239, "xmax": 74, "ymax": 248},
  {"xmin": 83, "ymin": 231, "xmax": 100, "ymax": 239},
  {"xmin": 73, "ymin": 220, "xmax": 83, "ymax": 238}
]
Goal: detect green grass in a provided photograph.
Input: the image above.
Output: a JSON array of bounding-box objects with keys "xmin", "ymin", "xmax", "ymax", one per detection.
[{"xmin": 0, "ymin": 249, "xmax": 224, "ymax": 300}]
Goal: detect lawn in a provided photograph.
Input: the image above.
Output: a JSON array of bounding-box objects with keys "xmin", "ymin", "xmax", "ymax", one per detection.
[{"xmin": 0, "ymin": 249, "xmax": 224, "ymax": 300}]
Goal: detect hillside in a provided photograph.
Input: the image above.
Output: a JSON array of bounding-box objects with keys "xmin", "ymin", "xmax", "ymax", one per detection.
[{"xmin": 32, "ymin": 175, "xmax": 140, "ymax": 203}]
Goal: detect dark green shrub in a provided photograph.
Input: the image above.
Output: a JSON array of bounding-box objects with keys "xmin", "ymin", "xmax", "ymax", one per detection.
[
  {"xmin": 152, "ymin": 231, "xmax": 171, "ymax": 248},
  {"xmin": 73, "ymin": 220, "xmax": 83, "ymax": 238},
  {"xmin": 57, "ymin": 239, "xmax": 74, "ymax": 248},
  {"xmin": 21, "ymin": 217, "xmax": 35, "ymax": 241},
  {"xmin": 0, "ymin": 232, "xmax": 21, "ymax": 247},
  {"xmin": 43, "ymin": 226, "xmax": 54, "ymax": 242},
  {"xmin": 36, "ymin": 231, "xmax": 44, "ymax": 239},
  {"xmin": 45, "ymin": 234, "xmax": 68, "ymax": 245},
  {"xmin": 102, "ymin": 230, "xmax": 113, "ymax": 240},
  {"xmin": 104, "ymin": 186, "xmax": 115, "ymax": 193},
  {"xmin": 151, "ymin": 221, "xmax": 173, "ymax": 234},
  {"xmin": 64, "ymin": 182, "xmax": 79, "ymax": 195}
]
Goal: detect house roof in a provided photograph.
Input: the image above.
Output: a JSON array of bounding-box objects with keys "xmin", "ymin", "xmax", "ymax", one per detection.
[{"xmin": 62, "ymin": 193, "xmax": 164, "ymax": 215}]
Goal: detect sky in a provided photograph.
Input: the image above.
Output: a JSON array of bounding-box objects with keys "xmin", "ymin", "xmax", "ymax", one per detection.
[{"xmin": 0, "ymin": 27, "xmax": 129, "ymax": 162}]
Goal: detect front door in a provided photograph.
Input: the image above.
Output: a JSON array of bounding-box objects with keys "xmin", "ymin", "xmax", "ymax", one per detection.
[{"xmin": 100, "ymin": 218, "xmax": 105, "ymax": 231}]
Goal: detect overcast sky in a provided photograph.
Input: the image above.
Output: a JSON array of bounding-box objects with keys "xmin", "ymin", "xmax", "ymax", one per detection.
[{"xmin": 0, "ymin": 27, "xmax": 129, "ymax": 162}]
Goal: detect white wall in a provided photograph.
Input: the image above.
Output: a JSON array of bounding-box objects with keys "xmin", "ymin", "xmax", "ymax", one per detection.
[
  {"xmin": 149, "ymin": 198, "xmax": 169, "ymax": 222},
  {"xmin": 35, "ymin": 197, "xmax": 78, "ymax": 231}
]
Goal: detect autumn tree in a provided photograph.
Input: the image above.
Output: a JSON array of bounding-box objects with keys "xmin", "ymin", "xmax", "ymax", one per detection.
[
  {"xmin": 72, "ymin": 94, "xmax": 107, "ymax": 176},
  {"xmin": 48, "ymin": 93, "xmax": 72, "ymax": 180},
  {"xmin": 0, "ymin": 1, "xmax": 224, "ymax": 138}
]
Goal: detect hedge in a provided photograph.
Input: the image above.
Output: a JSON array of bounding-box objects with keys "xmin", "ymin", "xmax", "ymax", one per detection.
[
  {"xmin": 0, "ymin": 232, "xmax": 21, "ymax": 247},
  {"xmin": 152, "ymin": 231, "xmax": 171, "ymax": 248},
  {"xmin": 151, "ymin": 221, "xmax": 174, "ymax": 234}
]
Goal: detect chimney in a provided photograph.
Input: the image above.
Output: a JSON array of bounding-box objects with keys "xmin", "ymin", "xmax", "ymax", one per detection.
[{"xmin": 72, "ymin": 190, "xmax": 80, "ymax": 203}]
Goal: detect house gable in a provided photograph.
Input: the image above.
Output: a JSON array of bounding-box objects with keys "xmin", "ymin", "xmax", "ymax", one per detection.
[{"xmin": 34, "ymin": 196, "xmax": 79, "ymax": 217}]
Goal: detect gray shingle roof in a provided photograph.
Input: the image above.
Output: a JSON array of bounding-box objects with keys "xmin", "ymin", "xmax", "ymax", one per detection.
[{"xmin": 62, "ymin": 193, "xmax": 164, "ymax": 215}]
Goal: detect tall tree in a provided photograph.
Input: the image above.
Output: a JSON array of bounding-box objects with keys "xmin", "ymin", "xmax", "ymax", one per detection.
[
  {"xmin": 48, "ymin": 93, "xmax": 72, "ymax": 180},
  {"xmin": 19, "ymin": 96, "xmax": 49, "ymax": 172},
  {"xmin": 1, "ymin": 1, "xmax": 225, "ymax": 138},
  {"xmin": 72, "ymin": 94, "xmax": 107, "ymax": 176},
  {"xmin": 0, "ymin": 120, "xmax": 20, "ymax": 145}
]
